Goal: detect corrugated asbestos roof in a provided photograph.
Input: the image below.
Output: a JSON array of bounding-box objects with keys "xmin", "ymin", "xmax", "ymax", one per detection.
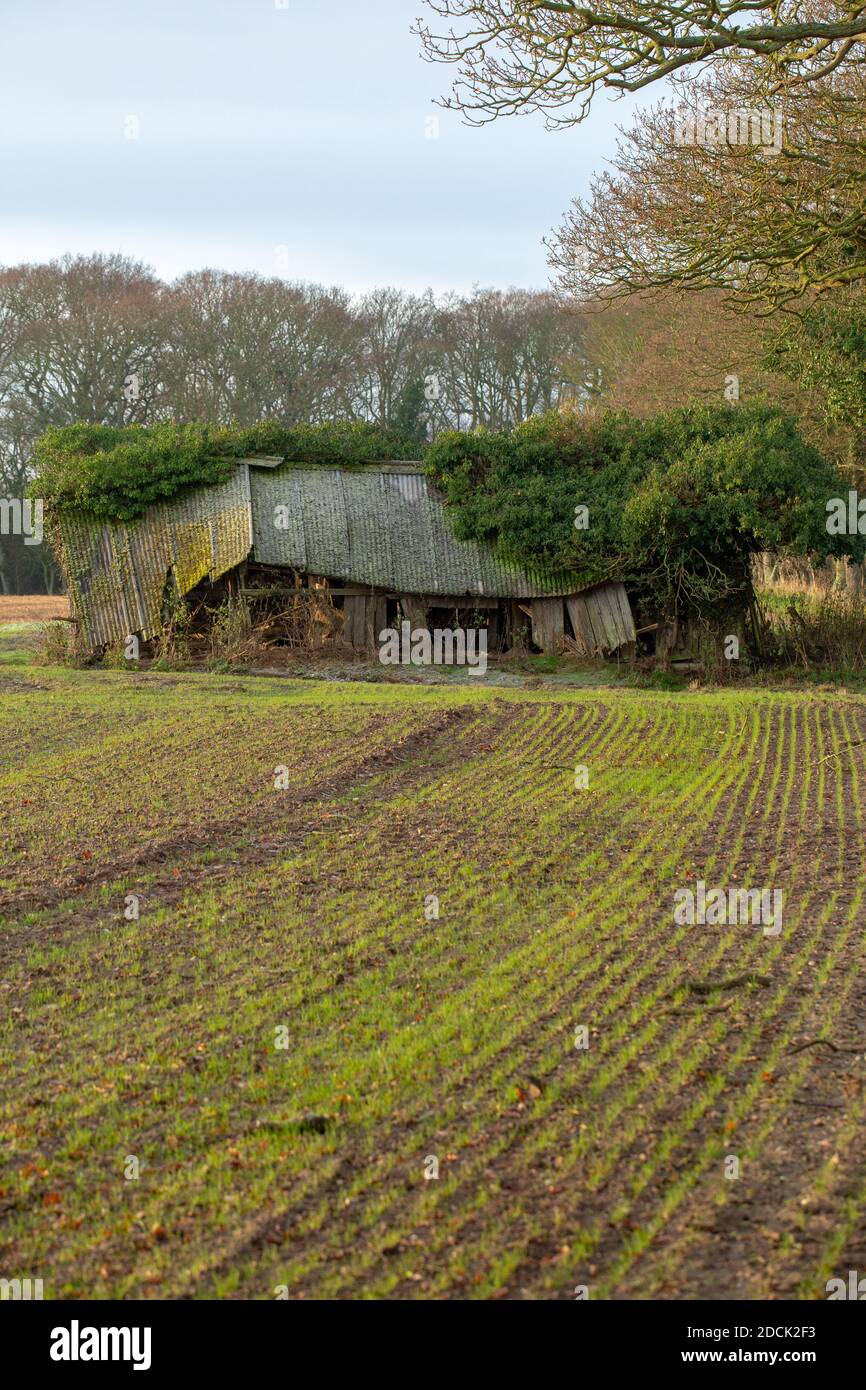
[
  {"xmin": 58, "ymin": 459, "xmax": 578, "ymax": 647},
  {"xmin": 250, "ymin": 463, "xmax": 572, "ymax": 598},
  {"xmin": 60, "ymin": 467, "xmax": 252, "ymax": 647}
]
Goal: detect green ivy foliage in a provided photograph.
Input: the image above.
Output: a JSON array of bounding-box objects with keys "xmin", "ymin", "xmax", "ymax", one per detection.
[
  {"xmin": 426, "ymin": 403, "xmax": 864, "ymax": 615},
  {"xmin": 33, "ymin": 420, "xmax": 421, "ymax": 521}
]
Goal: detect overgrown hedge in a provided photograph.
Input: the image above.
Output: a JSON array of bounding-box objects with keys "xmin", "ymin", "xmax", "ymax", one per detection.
[
  {"xmin": 424, "ymin": 403, "xmax": 864, "ymax": 617},
  {"xmin": 32, "ymin": 420, "xmax": 421, "ymax": 521}
]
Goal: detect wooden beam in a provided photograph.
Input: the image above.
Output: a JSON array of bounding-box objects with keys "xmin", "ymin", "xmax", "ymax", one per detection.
[
  {"xmin": 398, "ymin": 594, "xmax": 429, "ymax": 628},
  {"xmin": 343, "ymin": 595, "xmax": 366, "ymax": 649},
  {"xmin": 364, "ymin": 595, "xmax": 388, "ymax": 653}
]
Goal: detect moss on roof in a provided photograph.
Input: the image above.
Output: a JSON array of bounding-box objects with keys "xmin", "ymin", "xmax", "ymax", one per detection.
[{"xmin": 33, "ymin": 420, "xmax": 423, "ymax": 522}]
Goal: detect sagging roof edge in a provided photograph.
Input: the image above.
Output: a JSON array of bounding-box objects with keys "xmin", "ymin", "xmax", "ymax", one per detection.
[{"xmin": 56, "ymin": 459, "xmax": 603, "ymax": 645}]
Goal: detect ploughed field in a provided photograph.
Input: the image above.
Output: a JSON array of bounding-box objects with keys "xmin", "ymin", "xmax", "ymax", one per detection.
[
  {"xmin": 1, "ymin": 649, "xmax": 866, "ymax": 1299},
  {"xmin": 0, "ymin": 595, "xmax": 69, "ymax": 623}
]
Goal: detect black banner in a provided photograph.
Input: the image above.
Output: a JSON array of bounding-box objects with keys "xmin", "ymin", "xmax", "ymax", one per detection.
[{"xmin": 6, "ymin": 1297, "xmax": 862, "ymax": 1376}]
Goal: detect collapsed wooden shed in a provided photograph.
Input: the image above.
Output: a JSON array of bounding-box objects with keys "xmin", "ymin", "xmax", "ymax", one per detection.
[{"xmin": 56, "ymin": 457, "xmax": 637, "ymax": 658}]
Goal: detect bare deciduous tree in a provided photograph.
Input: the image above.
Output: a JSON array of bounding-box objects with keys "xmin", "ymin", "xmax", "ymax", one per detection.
[
  {"xmin": 350, "ymin": 286, "xmax": 436, "ymax": 428},
  {"xmin": 1, "ymin": 254, "xmax": 166, "ymax": 429},
  {"xmin": 417, "ymin": 1, "xmax": 866, "ymax": 126},
  {"xmin": 0, "ymin": 257, "xmax": 586, "ymax": 590},
  {"xmin": 163, "ymin": 272, "xmax": 361, "ymax": 425},
  {"xmin": 548, "ymin": 63, "xmax": 866, "ymax": 308},
  {"xmin": 430, "ymin": 287, "xmax": 582, "ymax": 429}
]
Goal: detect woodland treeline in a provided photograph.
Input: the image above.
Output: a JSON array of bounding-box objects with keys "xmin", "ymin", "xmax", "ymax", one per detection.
[{"xmin": 0, "ymin": 255, "xmax": 584, "ymax": 592}]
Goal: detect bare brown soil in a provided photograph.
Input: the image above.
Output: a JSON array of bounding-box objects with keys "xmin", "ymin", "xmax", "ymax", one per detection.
[
  {"xmin": 0, "ymin": 594, "xmax": 69, "ymax": 622},
  {"xmin": 3, "ymin": 669, "xmax": 866, "ymax": 1301}
]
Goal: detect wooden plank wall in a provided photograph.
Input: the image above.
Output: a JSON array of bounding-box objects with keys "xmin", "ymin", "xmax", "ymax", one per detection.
[
  {"xmin": 566, "ymin": 582, "xmax": 636, "ymax": 655},
  {"xmin": 398, "ymin": 595, "xmax": 429, "ymax": 628},
  {"xmin": 340, "ymin": 582, "xmax": 636, "ymax": 657},
  {"xmin": 342, "ymin": 595, "xmax": 367, "ymax": 649},
  {"xmin": 530, "ymin": 598, "xmax": 565, "ymax": 653},
  {"xmin": 363, "ymin": 595, "xmax": 388, "ymax": 652}
]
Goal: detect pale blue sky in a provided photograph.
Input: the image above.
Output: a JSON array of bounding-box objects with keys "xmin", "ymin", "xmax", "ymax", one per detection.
[{"xmin": 0, "ymin": 0, "xmax": 642, "ymax": 291}]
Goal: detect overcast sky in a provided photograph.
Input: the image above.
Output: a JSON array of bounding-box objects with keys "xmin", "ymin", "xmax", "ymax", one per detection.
[{"xmin": 0, "ymin": 0, "xmax": 642, "ymax": 293}]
